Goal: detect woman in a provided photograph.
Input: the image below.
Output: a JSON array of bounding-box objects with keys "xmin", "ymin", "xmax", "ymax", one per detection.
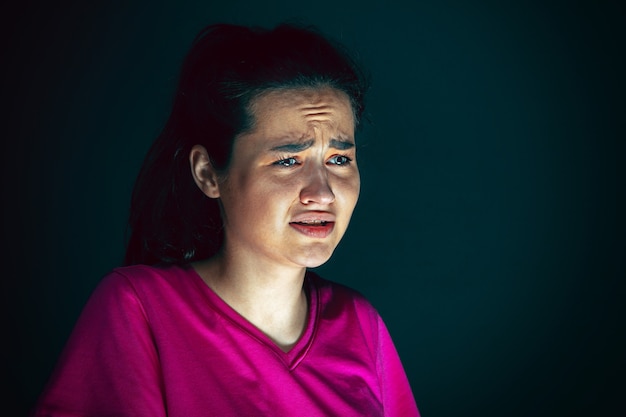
[{"xmin": 32, "ymin": 23, "xmax": 420, "ymax": 417}]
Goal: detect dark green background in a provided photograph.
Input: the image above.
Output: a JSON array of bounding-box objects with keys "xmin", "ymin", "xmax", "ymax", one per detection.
[{"xmin": 3, "ymin": 1, "xmax": 624, "ymax": 416}]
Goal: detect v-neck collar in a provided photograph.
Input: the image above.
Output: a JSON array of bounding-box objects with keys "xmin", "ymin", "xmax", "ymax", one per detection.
[{"xmin": 186, "ymin": 266, "xmax": 319, "ymax": 370}]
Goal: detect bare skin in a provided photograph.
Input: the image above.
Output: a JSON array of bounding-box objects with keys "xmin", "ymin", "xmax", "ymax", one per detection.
[{"xmin": 190, "ymin": 87, "xmax": 359, "ymax": 351}]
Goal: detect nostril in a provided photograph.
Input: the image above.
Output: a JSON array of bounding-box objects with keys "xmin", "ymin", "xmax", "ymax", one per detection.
[
  {"xmin": 300, "ymin": 184, "xmax": 335, "ymax": 205},
  {"xmin": 299, "ymin": 168, "xmax": 335, "ymax": 205}
]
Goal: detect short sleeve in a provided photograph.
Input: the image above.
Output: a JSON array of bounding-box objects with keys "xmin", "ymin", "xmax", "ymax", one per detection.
[
  {"xmin": 376, "ymin": 315, "xmax": 420, "ymax": 417},
  {"xmin": 31, "ymin": 272, "xmax": 167, "ymax": 417}
]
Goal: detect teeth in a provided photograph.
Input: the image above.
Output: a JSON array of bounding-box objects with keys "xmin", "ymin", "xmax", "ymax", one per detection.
[{"xmin": 297, "ymin": 220, "xmax": 327, "ymax": 226}]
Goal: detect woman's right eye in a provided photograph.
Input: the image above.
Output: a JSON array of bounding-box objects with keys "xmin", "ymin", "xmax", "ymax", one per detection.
[{"xmin": 273, "ymin": 157, "xmax": 299, "ymax": 167}]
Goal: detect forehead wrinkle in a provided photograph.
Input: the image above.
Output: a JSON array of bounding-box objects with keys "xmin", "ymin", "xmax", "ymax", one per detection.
[
  {"xmin": 300, "ymin": 105, "xmax": 335, "ymax": 118},
  {"xmin": 300, "ymin": 104, "xmax": 334, "ymax": 111},
  {"xmin": 245, "ymin": 88, "xmax": 355, "ymax": 154}
]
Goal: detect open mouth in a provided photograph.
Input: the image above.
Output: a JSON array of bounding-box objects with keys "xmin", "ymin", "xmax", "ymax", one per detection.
[
  {"xmin": 289, "ymin": 220, "xmax": 335, "ymax": 238},
  {"xmin": 291, "ymin": 220, "xmax": 330, "ymax": 226}
]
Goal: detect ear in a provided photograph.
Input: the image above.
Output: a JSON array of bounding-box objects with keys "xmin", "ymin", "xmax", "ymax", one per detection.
[{"xmin": 190, "ymin": 145, "xmax": 221, "ymax": 198}]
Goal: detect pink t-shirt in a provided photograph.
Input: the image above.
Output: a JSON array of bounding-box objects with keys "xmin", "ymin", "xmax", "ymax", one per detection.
[{"xmin": 33, "ymin": 265, "xmax": 419, "ymax": 417}]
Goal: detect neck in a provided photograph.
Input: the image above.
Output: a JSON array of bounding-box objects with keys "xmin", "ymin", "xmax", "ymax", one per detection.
[{"xmin": 193, "ymin": 248, "xmax": 308, "ymax": 352}]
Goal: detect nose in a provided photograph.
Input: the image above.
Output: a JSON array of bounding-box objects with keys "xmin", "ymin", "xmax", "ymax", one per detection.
[{"xmin": 300, "ymin": 165, "xmax": 335, "ymax": 205}]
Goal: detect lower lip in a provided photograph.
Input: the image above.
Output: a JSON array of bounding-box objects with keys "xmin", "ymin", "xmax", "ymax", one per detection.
[{"xmin": 289, "ymin": 222, "xmax": 335, "ymax": 238}]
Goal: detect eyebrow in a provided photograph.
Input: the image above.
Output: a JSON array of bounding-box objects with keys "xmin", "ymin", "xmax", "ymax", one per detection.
[
  {"xmin": 269, "ymin": 138, "xmax": 355, "ymax": 153},
  {"xmin": 269, "ymin": 139, "xmax": 315, "ymax": 153},
  {"xmin": 329, "ymin": 139, "xmax": 355, "ymax": 150}
]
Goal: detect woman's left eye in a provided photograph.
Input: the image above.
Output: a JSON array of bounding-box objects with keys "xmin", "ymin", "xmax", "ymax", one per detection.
[{"xmin": 328, "ymin": 155, "xmax": 352, "ymax": 166}]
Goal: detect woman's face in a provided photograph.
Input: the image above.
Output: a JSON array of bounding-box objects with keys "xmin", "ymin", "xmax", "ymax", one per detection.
[{"xmin": 216, "ymin": 87, "xmax": 360, "ymax": 269}]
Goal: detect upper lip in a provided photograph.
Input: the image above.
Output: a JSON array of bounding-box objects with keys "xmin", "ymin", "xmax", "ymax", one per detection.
[{"xmin": 290, "ymin": 211, "xmax": 336, "ymax": 223}]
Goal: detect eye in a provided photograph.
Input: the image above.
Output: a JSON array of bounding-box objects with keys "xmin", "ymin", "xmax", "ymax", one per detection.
[
  {"xmin": 328, "ymin": 155, "xmax": 352, "ymax": 166},
  {"xmin": 273, "ymin": 157, "xmax": 299, "ymax": 167}
]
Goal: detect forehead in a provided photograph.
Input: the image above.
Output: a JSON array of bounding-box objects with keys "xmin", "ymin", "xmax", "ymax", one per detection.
[{"xmin": 247, "ymin": 87, "xmax": 355, "ymax": 136}]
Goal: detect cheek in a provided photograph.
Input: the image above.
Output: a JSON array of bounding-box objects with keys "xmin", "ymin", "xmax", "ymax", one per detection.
[
  {"xmin": 338, "ymin": 174, "xmax": 361, "ymax": 212},
  {"xmin": 349, "ymin": 169, "xmax": 361, "ymax": 199},
  {"xmin": 240, "ymin": 178, "xmax": 297, "ymax": 218},
  {"xmin": 255, "ymin": 174, "xmax": 304, "ymax": 206}
]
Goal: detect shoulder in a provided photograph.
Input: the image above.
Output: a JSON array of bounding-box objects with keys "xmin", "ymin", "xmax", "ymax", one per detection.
[
  {"xmin": 307, "ymin": 270, "xmax": 380, "ymax": 322},
  {"xmin": 103, "ymin": 263, "xmax": 194, "ymax": 289},
  {"xmin": 108, "ymin": 263, "xmax": 189, "ymax": 282},
  {"xmin": 91, "ymin": 264, "xmax": 198, "ymax": 307},
  {"xmin": 78, "ymin": 264, "xmax": 204, "ymax": 331}
]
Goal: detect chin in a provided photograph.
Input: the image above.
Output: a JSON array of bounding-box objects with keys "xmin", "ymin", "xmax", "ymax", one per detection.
[
  {"xmin": 303, "ymin": 257, "xmax": 332, "ymax": 269},
  {"xmin": 294, "ymin": 246, "xmax": 336, "ymax": 269}
]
